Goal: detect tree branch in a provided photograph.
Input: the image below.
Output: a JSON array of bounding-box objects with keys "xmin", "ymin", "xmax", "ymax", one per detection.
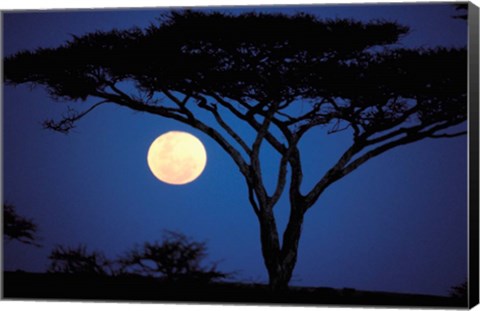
[
  {"xmin": 195, "ymin": 96, "xmax": 252, "ymax": 156},
  {"xmin": 43, "ymin": 100, "xmax": 110, "ymax": 133},
  {"xmin": 93, "ymin": 89, "xmax": 253, "ymax": 179},
  {"xmin": 304, "ymin": 142, "xmax": 363, "ymax": 207},
  {"xmin": 271, "ymin": 152, "xmax": 289, "ymax": 206},
  {"xmin": 250, "ymin": 103, "xmax": 278, "ymax": 206},
  {"xmin": 246, "ymin": 181, "xmax": 261, "ymax": 217},
  {"xmin": 210, "ymin": 93, "xmax": 287, "ymax": 154},
  {"xmin": 362, "ymin": 105, "xmax": 420, "ymax": 143},
  {"xmin": 161, "ymin": 88, "xmax": 196, "ymax": 120},
  {"xmin": 304, "ymin": 118, "xmax": 465, "ymax": 207},
  {"xmin": 429, "ymin": 131, "xmax": 467, "ymax": 138}
]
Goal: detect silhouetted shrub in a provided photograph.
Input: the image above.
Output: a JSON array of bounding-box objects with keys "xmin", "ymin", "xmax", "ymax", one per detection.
[
  {"xmin": 3, "ymin": 203, "xmax": 40, "ymax": 246},
  {"xmin": 48, "ymin": 245, "xmax": 113, "ymax": 276},
  {"xmin": 119, "ymin": 231, "xmax": 227, "ymax": 284}
]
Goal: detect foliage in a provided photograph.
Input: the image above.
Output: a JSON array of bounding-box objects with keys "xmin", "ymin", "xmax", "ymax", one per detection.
[
  {"xmin": 47, "ymin": 245, "xmax": 112, "ymax": 276},
  {"xmin": 3, "ymin": 203, "xmax": 40, "ymax": 246},
  {"xmin": 119, "ymin": 231, "xmax": 227, "ymax": 283},
  {"xmin": 4, "ymin": 11, "xmax": 409, "ymax": 103}
]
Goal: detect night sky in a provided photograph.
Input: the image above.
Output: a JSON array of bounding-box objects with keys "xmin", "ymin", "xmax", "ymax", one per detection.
[{"xmin": 3, "ymin": 3, "xmax": 468, "ymax": 296}]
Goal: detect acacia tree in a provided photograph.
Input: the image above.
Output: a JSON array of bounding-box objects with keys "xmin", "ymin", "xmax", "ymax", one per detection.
[{"xmin": 4, "ymin": 11, "xmax": 467, "ymax": 291}]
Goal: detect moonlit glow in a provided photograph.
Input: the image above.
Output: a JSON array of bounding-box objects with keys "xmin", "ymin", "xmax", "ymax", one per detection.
[{"xmin": 147, "ymin": 131, "xmax": 207, "ymax": 185}]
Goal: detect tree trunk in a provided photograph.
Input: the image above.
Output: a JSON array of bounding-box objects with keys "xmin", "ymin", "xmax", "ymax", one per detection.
[
  {"xmin": 268, "ymin": 265, "xmax": 292, "ymax": 294},
  {"xmin": 258, "ymin": 208, "xmax": 282, "ymax": 289},
  {"xmin": 258, "ymin": 202, "xmax": 305, "ymax": 294},
  {"xmin": 279, "ymin": 206, "xmax": 304, "ymax": 288}
]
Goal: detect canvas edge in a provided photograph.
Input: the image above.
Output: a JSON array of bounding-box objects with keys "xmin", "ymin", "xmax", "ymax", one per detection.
[
  {"xmin": 468, "ymin": 1, "xmax": 480, "ymax": 309},
  {"xmin": 0, "ymin": 10, "xmax": 5, "ymax": 302}
]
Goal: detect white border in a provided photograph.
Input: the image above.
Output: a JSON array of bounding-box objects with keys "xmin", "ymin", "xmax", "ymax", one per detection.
[{"xmin": 0, "ymin": 0, "xmax": 474, "ymax": 10}]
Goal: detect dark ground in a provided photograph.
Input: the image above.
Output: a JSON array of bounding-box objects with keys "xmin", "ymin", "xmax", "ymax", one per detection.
[{"xmin": 2, "ymin": 271, "xmax": 467, "ymax": 308}]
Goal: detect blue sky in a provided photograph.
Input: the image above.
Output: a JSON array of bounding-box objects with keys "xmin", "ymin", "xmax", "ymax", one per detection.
[{"xmin": 3, "ymin": 3, "xmax": 468, "ymax": 296}]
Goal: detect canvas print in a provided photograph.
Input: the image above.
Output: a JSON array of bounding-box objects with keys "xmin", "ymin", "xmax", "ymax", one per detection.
[{"xmin": 2, "ymin": 2, "xmax": 479, "ymax": 308}]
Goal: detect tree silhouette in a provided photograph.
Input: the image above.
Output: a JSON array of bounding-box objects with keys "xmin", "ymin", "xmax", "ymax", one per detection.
[
  {"xmin": 119, "ymin": 231, "xmax": 227, "ymax": 284},
  {"xmin": 4, "ymin": 11, "xmax": 467, "ymax": 291},
  {"xmin": 48, "ymin": 244, "xmax": 113, "ymax": 276},
  {"xmin": 3, "ymin": 203, "xmax": 40, "ymax": 246}
]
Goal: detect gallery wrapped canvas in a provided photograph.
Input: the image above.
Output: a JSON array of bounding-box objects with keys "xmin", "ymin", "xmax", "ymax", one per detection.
[{"xmin": 2, "ymin": 1, "xmax": 479, "ymax": 308}]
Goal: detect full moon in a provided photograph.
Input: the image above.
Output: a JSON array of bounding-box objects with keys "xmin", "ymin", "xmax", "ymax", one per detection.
[{"xmin": 147, "ymin": 131, "xmax": 207, "ymax": 185}]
